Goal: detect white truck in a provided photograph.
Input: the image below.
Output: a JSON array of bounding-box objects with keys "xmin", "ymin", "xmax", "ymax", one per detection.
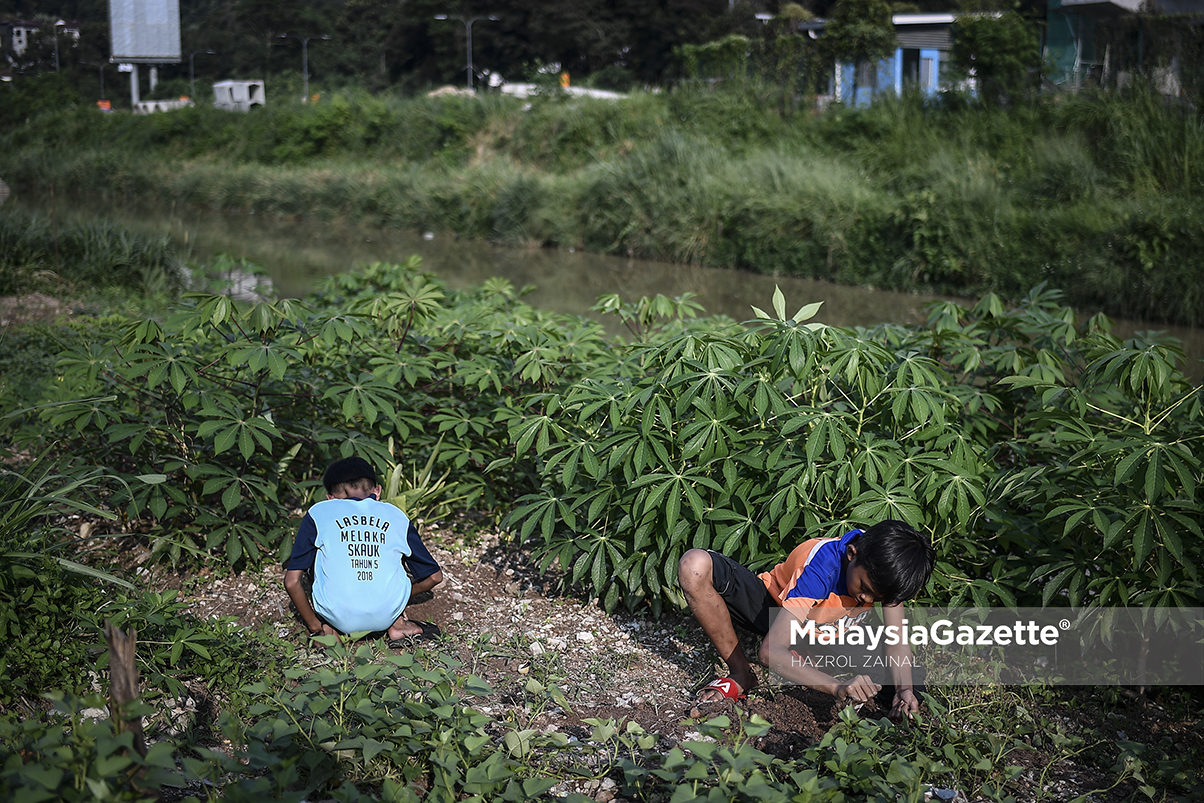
[{"xmin": 213, "ymin": 80, "xmax": 265, "ymax": 111}]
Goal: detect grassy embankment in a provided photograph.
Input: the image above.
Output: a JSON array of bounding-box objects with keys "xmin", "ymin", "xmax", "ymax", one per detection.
[
  {"xmin": 0, "ymin": 211, "xmax": 188, "ymax": 302},
  {"xmin": 1, "ymin": 84, "xmax": 1202, "ymax": 326}
]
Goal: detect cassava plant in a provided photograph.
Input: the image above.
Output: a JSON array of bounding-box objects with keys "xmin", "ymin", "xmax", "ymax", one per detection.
[
  {"xmin": 21, "ymin": 259, "xmax": 612, "ymax": 570},
  {"xmin": 504, "ymin": 285, "xmax": 1203, "ymax": 616}
]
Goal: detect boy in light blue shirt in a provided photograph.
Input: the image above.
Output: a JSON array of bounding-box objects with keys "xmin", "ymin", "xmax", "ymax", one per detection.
[{"xmin": 284, "ymin": 457, "xmax": 443, "ymax": 643}]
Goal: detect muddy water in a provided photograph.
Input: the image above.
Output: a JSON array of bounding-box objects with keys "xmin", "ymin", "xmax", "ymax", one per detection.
[{"xmin": 8, "ymin": 192, "xmax": 1204, "ymax": 377}]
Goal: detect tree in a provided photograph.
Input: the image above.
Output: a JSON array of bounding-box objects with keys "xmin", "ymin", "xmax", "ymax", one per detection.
[
  {"xmin": 820, "ymin": 0, "xmax": 896, "ymax": 102},
  {"xmin": 951, "ymin": 12, "xmax": 1040, "ymax": 105}
]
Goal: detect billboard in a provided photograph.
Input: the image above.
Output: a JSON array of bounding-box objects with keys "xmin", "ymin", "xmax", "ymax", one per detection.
[{"xmin": 109, "ymin": 0, "xmax": 181, "ymax": 63}]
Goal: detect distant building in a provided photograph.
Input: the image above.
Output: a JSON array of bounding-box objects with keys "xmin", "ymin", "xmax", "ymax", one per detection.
[
  {"xmin": 1047, "ymin": 0, "xmax": 1204, "ymax": 92},
  {"xmin": 1, "ymin": 20, "xmax": 41, "ymax": 58},
  {"xmin": 805, "ymin": 14, "xmax": 957, "ymax": 106},
  {"xmin": 2, "ymin": 18, "xmax": 82, "ymax": 65}
]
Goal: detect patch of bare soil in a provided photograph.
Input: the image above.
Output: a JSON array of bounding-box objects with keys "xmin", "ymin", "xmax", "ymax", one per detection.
[
  {"xmin": 0, "ymin": 293, "xmax": 73, "ymax": 326},
  {"xmin": 132, "ymin": 514, "xmax": 1203, "ymax": 802}
]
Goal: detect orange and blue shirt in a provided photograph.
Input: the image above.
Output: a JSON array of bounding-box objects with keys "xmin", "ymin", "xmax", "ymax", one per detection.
[{"xmin": 758, "ymin": 529, "xmax": 866, "ymax": 623}]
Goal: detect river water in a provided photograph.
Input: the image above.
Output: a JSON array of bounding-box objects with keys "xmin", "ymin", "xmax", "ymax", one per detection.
[{"xmin": 7, "ymin": 192, "xmax": 1203, "ymax": 376}]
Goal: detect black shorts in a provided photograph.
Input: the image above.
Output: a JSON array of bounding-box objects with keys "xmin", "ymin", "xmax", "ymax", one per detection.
[{"xmin": 708, "ymin": 550, "xmax": 779, "ymax": 637}]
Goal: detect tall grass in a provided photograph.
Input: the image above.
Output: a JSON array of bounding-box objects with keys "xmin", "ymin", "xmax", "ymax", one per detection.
[
  {"xmin": 1057, "ymin": 84, "xmax": 1204, "ymax": 195},
  {"xmin": 0, "ymin": 211, "xmax": 188, "ymax": 297}
]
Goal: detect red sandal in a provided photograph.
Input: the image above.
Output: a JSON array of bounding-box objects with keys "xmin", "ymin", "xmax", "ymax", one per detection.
[{"xmin": 698, "ymin": 676, "xmax": 746, "ymax": 701}]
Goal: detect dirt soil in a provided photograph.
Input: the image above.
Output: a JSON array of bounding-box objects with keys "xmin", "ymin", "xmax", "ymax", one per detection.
[
  {"xmin": 136, "ymin": 513, "xmax": 1203, "ymax": 803},
  {"xmin": 0, "ymin": 293, "xmax": 74, "ymax": 327}
]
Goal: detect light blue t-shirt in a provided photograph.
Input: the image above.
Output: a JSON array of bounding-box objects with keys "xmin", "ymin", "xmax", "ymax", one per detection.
[{"xmin": 307, "ymin": 496, "xmax": 413, "ymax": 634}]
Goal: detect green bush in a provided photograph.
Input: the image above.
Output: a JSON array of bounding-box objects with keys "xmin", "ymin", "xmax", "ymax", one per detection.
[
  {"xmin": 504, "ymin": 286, "xmax": 1203, "ymax": 614},
  {"xmin": 950, "ymin": 13, "xmax": 1041, "ymax": 105},
  {"xmin": 0, "ymin": 72, "xmax": 82, "ymax": 130},
  {"xmin": 11, "ymin": 259, "xmax": 612, "ymax": 571},
  {"xmin": 0, "ymin": 323, "xmax": 79, "ymax": 417},
  {"xmin": 0, "ymin": 459, "xmax": 287, "ymax": 709}
]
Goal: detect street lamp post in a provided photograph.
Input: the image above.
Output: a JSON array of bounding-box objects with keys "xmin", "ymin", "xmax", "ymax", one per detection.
[
  {"xmin": 53, "ymin": 20, "xmax": 64, "ymax": 71},
  {"xmin": 433, "ymin": 14, "xmax": 499, "ymax": 90},
  {"xmin": 187, "ymin": 49, "xmax": 216, "ymax": 100},
  {"xmin": 278, "ymin": 33, "xmax": 330, "ymax": 102}
]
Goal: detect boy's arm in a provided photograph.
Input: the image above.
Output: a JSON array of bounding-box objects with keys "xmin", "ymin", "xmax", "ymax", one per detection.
[
  {"xmin": 403, "ymin": 523, "xmax": 443, "ymax": 595},
  {"xmin": 759, "ymin": 607, "xmax": 881, "ymax": 703},
  {"xmin": 882, "ymin": 603, "xmax": 920, "ymax": 718},
  {"xmin": 284, "ymin": 570, "xmax": 336, "ymax": 637},
  {"xmin": 412, "ymin": 570, "xmax": 443, "ymax": 595}
]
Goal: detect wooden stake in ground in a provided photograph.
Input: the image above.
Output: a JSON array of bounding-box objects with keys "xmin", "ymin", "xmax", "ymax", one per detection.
[{"xmin": 104, "ymin": 620, "xmax": 148, "ymax": 758}]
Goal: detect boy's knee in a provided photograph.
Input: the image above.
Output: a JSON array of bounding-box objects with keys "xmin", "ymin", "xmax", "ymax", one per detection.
[{"xmin": 677, "ymin": 549, "xmax": 713, "ymax": 590}]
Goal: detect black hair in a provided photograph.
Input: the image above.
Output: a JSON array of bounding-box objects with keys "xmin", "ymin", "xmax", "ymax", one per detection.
[
  {"xmin": 851, "ymin": 520, "xmax": 935, "ymax": 605},
  {"xmin": 322, "ymin": 456, "xmax": 379, "ymax": 494}
]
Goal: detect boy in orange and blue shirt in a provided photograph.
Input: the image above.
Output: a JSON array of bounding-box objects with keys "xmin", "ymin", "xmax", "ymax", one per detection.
[{"xmin": 677, "ymin": 520, "xmax": 935, "ymax": 719}]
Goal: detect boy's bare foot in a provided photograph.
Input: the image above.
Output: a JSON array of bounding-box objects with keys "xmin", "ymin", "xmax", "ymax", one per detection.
[
  {"xmin": 387, "ymin": 619, "xmax": 425, "ymax": 640},
  {"xmin": 387, "ymin": 619, "xmax": 441, "ymax": 643}
]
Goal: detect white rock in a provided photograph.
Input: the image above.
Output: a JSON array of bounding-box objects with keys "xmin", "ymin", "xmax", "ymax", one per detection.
[
  {"xmin": 531, "ymin": 641, "xmax": 545, "ymax": 656},
  {"xmin": 576, "ymin": 631, "xmax": 595, "ymax": 643}
]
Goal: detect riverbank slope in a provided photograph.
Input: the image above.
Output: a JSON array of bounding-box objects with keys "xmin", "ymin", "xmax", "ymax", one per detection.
[{"xmin": 2, "ymin": 85, "xmax": 1202, "ymax": 325}]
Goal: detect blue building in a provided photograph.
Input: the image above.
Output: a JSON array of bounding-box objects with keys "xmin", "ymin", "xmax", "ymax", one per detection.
[{"xmin": 803, "ymin": 13, "xmax": 957, "ymax": 106}]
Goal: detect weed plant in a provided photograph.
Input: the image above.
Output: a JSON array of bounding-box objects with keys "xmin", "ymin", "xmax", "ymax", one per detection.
[
  {"xmin": 0, "ymin": 460, "xmax": 284, "ymax": 711},
  {"xmin": 0, "ymin": 211, "xmax": 188, "ymax": 298}
]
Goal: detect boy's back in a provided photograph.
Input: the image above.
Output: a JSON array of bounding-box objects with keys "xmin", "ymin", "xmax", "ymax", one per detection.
[{"xmin": 305, "ymin": 495, "xmax": 413, "ymax": 634}]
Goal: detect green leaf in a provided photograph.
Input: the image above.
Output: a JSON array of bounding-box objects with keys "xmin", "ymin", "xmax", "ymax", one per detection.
[
  {"xmin": 1144, "ymin": 449, "xmax": 1164, "ymax": 502},
  {"xmin": 792, "ymin": 301, "xmax": 823, "ymax": 322},
  {"xmin": 222, "ymin": 481, "xmax": 242, "ymax": 513},
  {"xmin": 213, "ymin": 424, "xmax": 238, "ymax": 455},
  {"xmin": 1114, "ymin": 447, "xmax": 1148, "ymax": 487},
  {"xmin": 1133, "ymin": 513, "xmax": 1155, "ymax": 565},
  {"xmin": 185, "ymin": 640, "xmax": 212, "ymax": 660}
]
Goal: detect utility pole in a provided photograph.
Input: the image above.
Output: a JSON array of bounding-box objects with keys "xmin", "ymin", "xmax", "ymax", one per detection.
[
  {"xmin": 278, "ymin": 33, "xmax": 330, "ymax": 102},
  {"xmin": 53, "ymin": 20, "xmax": 64, "ymax": 71},
  {"xmin": 187, "ymin": 49, "xmax": 216, "ymax": 99},
  {"xmin": 433, "ymin": 14, "xmax": 499, "ymax": 90}
]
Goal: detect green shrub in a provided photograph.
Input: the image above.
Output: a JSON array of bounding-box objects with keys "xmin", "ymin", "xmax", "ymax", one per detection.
[
  {"xmin": 504, "ymin": 286, "xmax": 1203, "ymax": 615},
  {"xmin": 0, "ymin": 458, "xmax": 287, "ymax": 709},
  {"xmin": 13, "ymin": 259, "xmax": 613, "ymax": 571}
]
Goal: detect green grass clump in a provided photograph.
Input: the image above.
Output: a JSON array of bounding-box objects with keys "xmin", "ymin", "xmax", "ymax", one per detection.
[{"xmin": 0, "ymin": 211, "xmax": 188, "ymax": 298}]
